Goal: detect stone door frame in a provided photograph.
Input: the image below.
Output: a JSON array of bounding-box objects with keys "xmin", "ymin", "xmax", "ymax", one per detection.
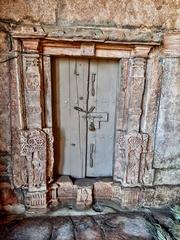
[{"xmin": 11, "ymin": 36, "xmax": 161, "ymax": 207}]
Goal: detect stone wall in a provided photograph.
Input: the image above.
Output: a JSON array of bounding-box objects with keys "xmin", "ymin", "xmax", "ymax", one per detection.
[{"xmin": 0, "ymin": 0, "xmax": 180, "ymax": 210}]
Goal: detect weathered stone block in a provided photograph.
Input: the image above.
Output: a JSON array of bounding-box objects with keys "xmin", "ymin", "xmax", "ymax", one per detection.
[
  {"xmin": 94, "ymin": 181, "xmax": 113, "ymax": 201},
  {"xmin": 154, "ymin": 169, "xmax": 180, "ymax": 185},
  {"xmin": 121, "ymin": 188, "xmax": 140, "ymax": 207},
  {"xmin": 139, "ymin": 188, "xmax": 156, "ymax": 207},
  {"xmin": 153, "ymin": 186, "xmax": 180, "ymax": 206},
  {"xmin": 57, "ymin": 176, "xmax": 77, "ymax": 206},
  {"xmin": 154, "ymin": 58, "xmax": 180, "ymax": 170},
  {"xmin": 76, "ymin": 186, "xmax": 92, "ymax": 210}
]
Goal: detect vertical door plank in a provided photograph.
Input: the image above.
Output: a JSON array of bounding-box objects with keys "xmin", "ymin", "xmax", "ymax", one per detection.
[
  {"xmin": 69, "ymin": 59, "xmax": 88, "ymax": 177},
  {"xmin": 58, "ymin": 58, "xmax": 88, "ymax": 178},
  {"xmin": 86, "ymin": 59, "xmax": 118, "ymax": 177},
  {"xmin": 58, "ymin": 58, "xmax": 71, "ymax": 175}
]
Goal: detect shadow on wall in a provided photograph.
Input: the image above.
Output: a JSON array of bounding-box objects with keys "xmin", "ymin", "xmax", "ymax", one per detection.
[{"xmin": 51, "ymin": 57, "xmax": 65, "ymax": 178}]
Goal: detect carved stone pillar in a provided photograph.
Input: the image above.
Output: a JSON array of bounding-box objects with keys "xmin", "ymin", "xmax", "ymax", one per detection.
[
  {"xmin": 114, "ymin": 47, "xmax": 151, "ymax": 186},
  {"xmin": 16, "ymin": 40, "xmax": 54, "ymax": 208},
  {"xmin": 20, "ymin": 129, "xmax": 47, "ymax": 208}
]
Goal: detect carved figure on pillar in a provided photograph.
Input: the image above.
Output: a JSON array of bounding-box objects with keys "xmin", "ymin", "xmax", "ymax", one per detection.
[
  {"xmin": 20, "ymin": 129, "xmax": 47, "ymax": 191},
  {"xmin": 114, "ymin": 130, "xmax": 148, "ymax": 186}
]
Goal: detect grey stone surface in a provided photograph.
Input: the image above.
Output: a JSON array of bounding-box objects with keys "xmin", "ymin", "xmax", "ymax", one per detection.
[
  {"xmin": 0, "ymin": 212, "xmax": 157, "ymax": 240},
  {"xmin": 1, "ymin": 218, "xmax": 52, "ymax": 240},
  {"xmin": 154, "ymin": 169, "xmax": 180, "ymax": 185},
  {"xmin": 154, "ymin": 58, "xmax": 180, "ymax": 170}
]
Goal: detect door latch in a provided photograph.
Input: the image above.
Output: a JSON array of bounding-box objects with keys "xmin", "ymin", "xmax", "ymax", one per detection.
[
  {"xmin": 90, "ymin": 143, "xmax": 95, "ymax": 168},
  {"xmin": 91, "ymin": 73, "xmax": 96, "ymax": 96}
]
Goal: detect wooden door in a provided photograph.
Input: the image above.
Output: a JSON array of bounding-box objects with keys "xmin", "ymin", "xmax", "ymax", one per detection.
[{"xmin": 53, "ymin": 58, "xmax": 118, "ymax": 178}]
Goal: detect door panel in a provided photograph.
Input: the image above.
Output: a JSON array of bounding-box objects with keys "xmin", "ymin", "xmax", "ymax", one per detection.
[
  {"xmin": 54, "ymin": 57, "xmax": 118, "ymax": 178},
  {"xmin": 86, "ymin": 59, "xmax": 118, "ymax": 177},
  {"xmin": 57, "ymin": 58, "xmax": 88, "ymax": 178}
]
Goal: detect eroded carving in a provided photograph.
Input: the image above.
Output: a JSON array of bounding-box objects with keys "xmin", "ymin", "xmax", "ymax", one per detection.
[
  {"xmin": 76, "ymin": 186, "xmax": 92, "ymax": 210},
  {"xmin": 128, "ymin": 58, "xmax": 146, "ymax": 131},
  {"xmin": 20, "ymin": 129, "xmax": 46, "ymax": 189},
  {"xmin": 26, "ymin": 74, "xmax": 40, "ymax": 91},
  {"xmin": 20, "ymin": 129, "xmax": 47, "ymax": 208},
  {"xmin": 26, "ymin": 191, "xmax": 46, "ymax": 209},
  {"xmin": 114, "ymin": 130, "xmax": 148, "ymax": 186},
  {"xmin": 23, "ymin": 56, "xmax": 42, "ymax": 128}
]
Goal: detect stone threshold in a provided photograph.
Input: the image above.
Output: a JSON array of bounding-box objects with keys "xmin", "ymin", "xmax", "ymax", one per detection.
[
  {"xmin": 47, "ymin": 176, "xmax": 114, "ymax": 211},
  {"xmin": 47, "ymin": 176, "xmax": 180, "ymax": 211}
]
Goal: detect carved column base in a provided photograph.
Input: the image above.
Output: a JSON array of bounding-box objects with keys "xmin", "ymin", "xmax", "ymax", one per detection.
[{"xmin": 25, "ymin": 191, "xmax": 47, "ymax": 209}]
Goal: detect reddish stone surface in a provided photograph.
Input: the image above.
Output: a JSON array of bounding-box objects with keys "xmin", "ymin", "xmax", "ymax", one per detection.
[
  {"xmin": 0, "ymin": 182, "xmax": 18, "ymax": 206},
  {"xmin": 1, "ymin": 211, "xmax": 170, "ymax": 240},
  {"xmin": 94, "ymin": 181, "xmax": 113, "ymax": 201}
]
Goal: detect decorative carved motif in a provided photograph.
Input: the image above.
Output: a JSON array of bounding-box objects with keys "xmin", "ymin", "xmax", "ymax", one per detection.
[
  {"xmin": 19, "ymin": 129, "xmax": 47, "ymax": 208},
  {"xmin": 25, "ymin": 57, "xmax": 39, "ymax": 72},
  {"xmin": 26, "ymin": 74, "xmax": 40, "ymax": 91},
  {"xmin": 114, "ymin": 130, "xmax": 148, "ymax": 186},
  {"xmin": 76, "ymin": 186, "xmax": 92, "ymax": 210},
  {"xmin": 25, "ymin": 191, "xmax": 46, "ymax": 209},
  {"xmin": 23, "ymin": 56, "xmax": 42, "ymax": 128},
  {"xmin": 20, "ymin": 129, "xmax": 46, "ymax": 190},
  {"xmin": 27, "ymin": 106, "xmax": 41, "ymax": 115},
  {"xmin": 128, "ymin": 58, "xmax": 146, "ymax": 131}
]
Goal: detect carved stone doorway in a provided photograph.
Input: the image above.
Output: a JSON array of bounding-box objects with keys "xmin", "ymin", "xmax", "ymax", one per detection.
[{"xmin": 11, "ymin": 38, "xmax": 159, "ymax": 208}]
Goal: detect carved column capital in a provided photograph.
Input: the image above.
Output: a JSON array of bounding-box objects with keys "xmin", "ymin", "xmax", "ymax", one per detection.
[{"xmin": 133, "ymin": 45, "xmax": 152, "ymax": 58}]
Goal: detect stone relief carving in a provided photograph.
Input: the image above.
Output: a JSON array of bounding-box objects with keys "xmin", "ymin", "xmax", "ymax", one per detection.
[
  {"xmin": 76, "ymin": 187, "xmax": 92, "ymax": 210},
  {"xmin": 23, "ymin": 56, "xmax": 42, "ymax": 128},
  {"xmin": 20, "ymin": 129, "xmax": 47, "ymax": 190},
  {"xmin": 25, "ymin": 191, "xmax": 47, "ymax": 209},
  {"xmin": 114, "ymin": 130, "xmax": 148, "ymax": 186},
  {"xmin": 128, "ymin": 58, "xmax": 146, "ymax": 131},
  {"xmin": 26, "ymin": 74, "xmax": 40, "ymax": 91}
]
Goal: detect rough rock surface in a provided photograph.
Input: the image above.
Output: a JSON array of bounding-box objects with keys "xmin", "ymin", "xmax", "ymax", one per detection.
[
  {"xmin": 0, "ymin": 209, "xmax": 177, "ymax": 240},
  {"xmin": 0, "ymin": 0, "xmax": 180, "ymax": 29},
  {"xmin": 0, "ymin": 213, "xmax": 151, "ymax": 240}
]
